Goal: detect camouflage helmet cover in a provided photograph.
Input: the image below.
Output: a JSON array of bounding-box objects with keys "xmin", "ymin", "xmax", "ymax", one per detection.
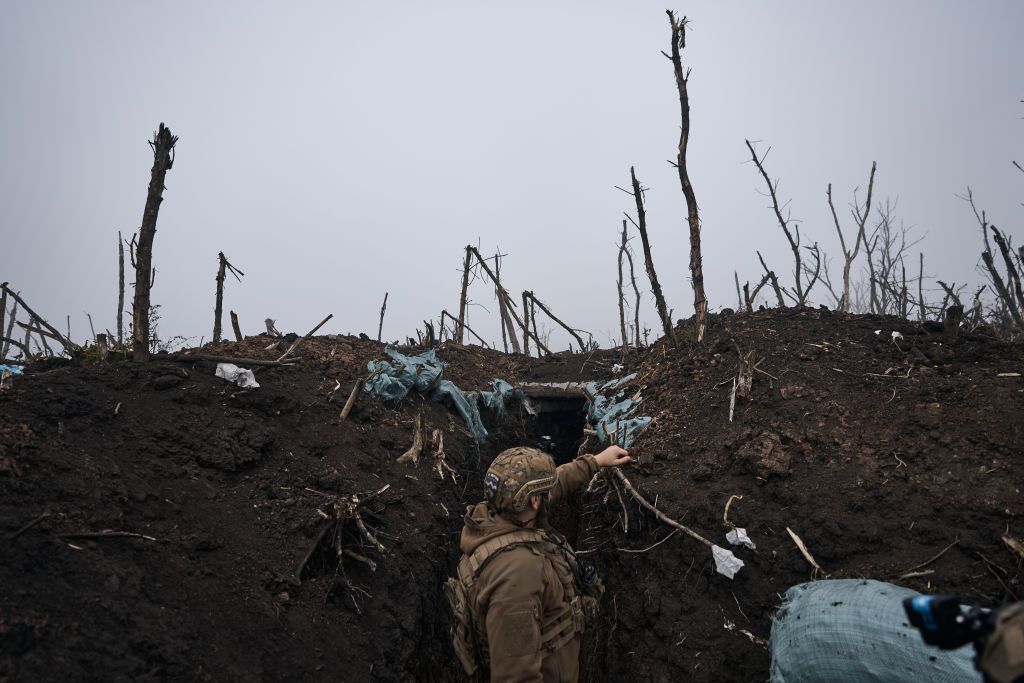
[{"xmin": 484, "ymin": 447, "xmax": 557, "ymax": 513}]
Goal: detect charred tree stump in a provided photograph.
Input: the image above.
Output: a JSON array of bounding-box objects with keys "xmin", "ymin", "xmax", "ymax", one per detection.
[
  {"xmin": 213, "ymin": 252, "xmax": 244, "ymax": 344},
  {"xmin": 494, "ymin": 252, "xmax": 512, "ymax": 353},
  {"xmin": 1, "ymin": 293, "xmax": 18, "ymax": 359},
  {"xmin": 230, "ymin": 311, "xmax": 242, "ymax": 342},
  {"xmin": 0, "ymin": 284, "xmax": 6, "ymax": 358},
  {"xmin": 377, "ymin": 292, "xmax": 388, "ymax": 342},
  {"xmin": 666, "ymin": 11, "xmax": 707, "ymax": 342},
  {"xmin": 132, "ymin": 123, "xmax": 178, "ymax": 362},
  {"xmin": 117, "ymin": 232, "xmax": 125, "ymax": 345},
  {"xmin": 456, "ymin": 246, "xmax": 472, "ymax": 344},
  {"xmin": 617, "ymin": 224, "xmax": 629, "ymax": 354},
  {"xmin": 629, "ymin": 167, "xmax": 675, "ymax": 344}
]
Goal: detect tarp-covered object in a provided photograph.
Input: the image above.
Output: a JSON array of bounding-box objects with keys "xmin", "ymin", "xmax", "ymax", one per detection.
[
  {"xmin": 364, "ymin": 349, "xmax": 522, "ymax": 443},
  {"xmin": 770, "ymin": 579, "xmax": 980, "ymax": 682},
  {"xmin": 584, "ymin": 374, "xmax": 651, "ymax": 449}
]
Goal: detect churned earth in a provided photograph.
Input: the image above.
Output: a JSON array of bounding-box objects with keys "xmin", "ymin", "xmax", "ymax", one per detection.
[{"xmin": 1, "ymin": 309, "xmax": 1021, "ymax": 682}]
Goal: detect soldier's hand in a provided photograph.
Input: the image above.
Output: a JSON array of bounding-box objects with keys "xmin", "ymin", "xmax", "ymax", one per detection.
[{"xmin": 594, "ymin": 445, "xmax": 631, "ymax": 468}]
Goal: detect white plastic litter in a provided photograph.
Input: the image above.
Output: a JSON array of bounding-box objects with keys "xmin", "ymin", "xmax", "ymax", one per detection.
[
  {"xmin": 891, "ymin": 331, "xmax": 903, "ymax": 342},
  {"xmin": 215, "ymin": 363, "xmax": 260, "ymax": 389},
  {"xmin": 726, "ymin": 527, "xmax": 757, "ymax": 550},
  {"xmin": 712, "ymin": 544, "xmax": 745, "ymax": 579},
  {"xmin": 873, "ymin": 330, "xmax": 881, "ymax": 335},
  {"xmin": 612, "ymin": 363, "xmax": 624, "ymax": 374}
]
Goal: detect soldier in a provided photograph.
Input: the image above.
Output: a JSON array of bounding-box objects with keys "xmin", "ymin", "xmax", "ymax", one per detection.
[{"xmin": 450, "ymin": 444, "xmax": 631, "ymax": 682}]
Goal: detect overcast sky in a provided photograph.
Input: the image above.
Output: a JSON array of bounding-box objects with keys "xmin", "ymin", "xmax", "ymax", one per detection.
[{"xmin": 1, "ymin": 1, "xmax": 1021, "ymax": 353}]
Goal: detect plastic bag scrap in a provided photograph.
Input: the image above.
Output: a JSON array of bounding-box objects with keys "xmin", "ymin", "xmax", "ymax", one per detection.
[
  {"xmin": 215, "ymin": 363, "xmax": 260, "ymax": 389},
  {"xmin": 726, "ymin": 527, "xmax": 757, "ymax": 550},
  {"xmin": 584, "ymin": 374, "xmax": 651, "ymax": 449},
  {"xmin": 711, "ymin": 544, "xmax": 745, "ymax": 579},
  {"xmin": 770, "ymin": 579, "xmax": 979, "ymax": 683},
  {"xmin": 364, "ymin": 348, "xmax": 523, "ymax": 444}
]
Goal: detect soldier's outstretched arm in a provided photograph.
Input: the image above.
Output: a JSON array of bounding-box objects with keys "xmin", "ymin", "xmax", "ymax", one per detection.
[
  {"xmin": 549, "ymin": 446, "xmax": 630, "ymax": 504},
  {"xmin": 478, "ymin": 548, "xmax": 545, "ymax": 682}
]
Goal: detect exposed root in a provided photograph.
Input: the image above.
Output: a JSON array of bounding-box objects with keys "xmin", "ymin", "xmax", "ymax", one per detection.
[
  {"xmin": 397, "ymin": 411, "xmax": 425, "ymax": 464},
  {"xmin": 430, "ymin": 429, "xmax": 457, "ymax": 481}
]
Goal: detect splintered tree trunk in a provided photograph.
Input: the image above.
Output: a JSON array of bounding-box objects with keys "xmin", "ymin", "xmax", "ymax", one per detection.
[
  {"xmin": 117, "ymin": 232, "xmax": 125, "ymax": 345},
  {"xmin": 132, "ymin": 123, "xmax": 178, "ymax": 362},
  {"xmin": 230, "ymin": 311, "xmax": 242, "ymax": 342},
  {"xmin": 377, "ymin": 292, "xmax": 388, "ymax": 342},
  {"xmin": 467, "ymin": 246, "xmax": 542, "ymax": 354},
  {"xmin": 213, "ymin": 252, "xmax": 227, "ymax": 343},
  {"xmin": 521, "ymin": 290, "xmax": 531, "ymax": 356},
  {"xmin": 494, "ymin": 253, "xmax": 511, "ymax": 353},
  {"xmin": 624, "ymin": 239, "xmax": 641, "ymax": 347},
  {"xmin": 456, "ymin": 246, "xmax": 472, "ymax": 344},
  {"xmin": 0, "ymin": 284, "xmax": 6, "ymax": 358},
  {"xmin": 617, "ymin": 223, "xmax": 629, "ymax": 354},
  {"xmin": 630, "ymin": 167, "xmax": 675, "ymax": 344},
  {"xmin": 526, "ymin": 291, "xmax": 586, "ymax": 352},
  {"xmin": 666, "ymin": 11, "xmax": 707, "ymax": 342}
]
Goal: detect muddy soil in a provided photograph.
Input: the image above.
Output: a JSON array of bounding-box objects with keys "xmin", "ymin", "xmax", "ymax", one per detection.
[{"xmin": 1, "ymin": 312, "xmax": 1021, "ymax": 682}]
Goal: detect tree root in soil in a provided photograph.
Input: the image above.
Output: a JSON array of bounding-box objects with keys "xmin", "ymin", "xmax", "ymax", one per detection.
[{"xmin": 296, "ymin": 483, "xmax": 391, "ymax": 611}]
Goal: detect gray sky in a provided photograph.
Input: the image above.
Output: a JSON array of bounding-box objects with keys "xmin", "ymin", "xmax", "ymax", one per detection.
[{"xmin": 2, "ymin": 1, "xmax": 1021, "ymax": 352}]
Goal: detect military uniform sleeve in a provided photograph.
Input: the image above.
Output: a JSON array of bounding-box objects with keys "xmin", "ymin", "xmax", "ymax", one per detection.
[
  {"xmin": 478, "ymin": 547, "xmax": 545, "ymax": 683},
  {"xmin": 549, "ymin": 454, "xmax": 598, "ymax": 505}
]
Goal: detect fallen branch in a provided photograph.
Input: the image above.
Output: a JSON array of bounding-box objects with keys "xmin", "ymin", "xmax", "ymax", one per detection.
[
  {"xmin": 618, "ymin": 529, "xmax": 678, "ymax": 554},
  {"xmin": 60, "ymin": 530, "xmax": 157, "ymax": 542},
  {"xmin": 441, "ymin": 310, "xmax": 489, "ymax": 348},
  {"xmin": 610, "ymin": 468, "xmax": 712, "ymax": 547},
  {"xmin": 898, "ymin": 537, "xmax": 959, "ymax": 575},
  {"xmin": 166, "ymin": 353, "xmax": 297, "ymax": 367},
  {"xmin": 1, "ymin": 286, "xmax": 79, "ymax": 353},
  {"xmin": 297, "ymin": 484, "xmax": 391, "ymax": 582},
  {"xmin": 786, "ymin": 527, "xmax": 825, "ymax": 577},
  {"xmin": 276, "ymin": 313, "xmax": 333, "ymax": 363},
  {"xmin": 1003, "ymin": 533, "xmax": 1024, "ymax": 561},
  {"xmin": 340, "ymin": 369, "xmax": 381, "ymax": 420},
  {"xmin": 0, "ymin": 336, "xmax": 31, "ymax": 359},
  {"xmin": 5, "ymin": 511, "xmax": 50, "ymax": 541}
]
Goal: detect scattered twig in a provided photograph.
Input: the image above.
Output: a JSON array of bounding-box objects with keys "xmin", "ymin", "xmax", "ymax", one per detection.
[
  {"xmin": 276, "ymin": 314, "xmax": 333, "ymax": 363},
  {"xmin": 898, "ymin": 569, "xmax": 935, "ymax": 580},
  {"xmin": 60, "ymin": 530, "xmax": 157, "ymax": 542},
  {"xmin": 618, "ymin": 529, "xmax": 679, "ymax": 554},
  {"xmin": 899, "ymin": 537, "xmax": 959, "ymax": 575},
  {"xmin": 5, "ymin": 511, "xmax": 50, "ymax": 541},
  {"xmin": 722, "ymin": 495, "xmax": 743, "ymax": 529},
  {"xmin": 1002, "ymin": 533, "xmax": 1024, "ymax": 561},
  {"xmin": 786, "ymin": 527, "xmax": 825, "ymax": 577}
]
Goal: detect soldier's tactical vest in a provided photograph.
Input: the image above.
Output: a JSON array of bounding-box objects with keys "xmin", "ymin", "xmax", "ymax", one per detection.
[{"xmin": 444, "ymin": 527, "xmax": 598, "ymax": 677}]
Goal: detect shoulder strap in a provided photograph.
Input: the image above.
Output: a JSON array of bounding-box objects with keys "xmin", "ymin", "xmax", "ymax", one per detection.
[{"xmin": 460, "ymin": 529, "xmax": 548, "ymax": 580}]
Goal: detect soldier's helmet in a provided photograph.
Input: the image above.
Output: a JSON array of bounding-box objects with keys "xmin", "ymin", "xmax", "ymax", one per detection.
[{"xmin": 484, "ymin": 447, "xmax": 556, "ymax": 513}]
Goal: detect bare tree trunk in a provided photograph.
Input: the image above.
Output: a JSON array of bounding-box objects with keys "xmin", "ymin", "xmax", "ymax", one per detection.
[
  {"xmin": 745, "ymin": 139, "xmax": 806, "ymax": 305},
  {"xmin": 467, "ymin": 246, "xmax": 546, "ymax": 354},
  {"xmin": 525, "ymin": 291, "xmax": 587, "ymax": 352},
  {"xmin": 2, "ymin": 289, "xmax": 77, "ymax": 353},
  {"xmin": 733, "ymin": 272, "xmax": 743, "ymax": 310},
  {"xmin": 117, "ymin": 232, "xmax": 125, "ymax": 345},
  {"xmin": 917, "ymin": 253, "xmax": 925, "ymax": 322},
  {"xmin": 441, "ymin": 310, "xmax": 489, "ymax": 348},
  {"xmin": 629, "ymin": 167, "xmax": 675, "ymax": 344},
  {"xmin": 624, "ymin": 240, "xmax": 641, "ymax": 347},
  {"xmin": 757, "ymin": 251, "xmax": 786, "ymax": 307},
  {"xmin": 377, "ymin": 292, "xmax": 388, "ymax": 342},
  {"xmin": 0, "ymin": 284, "xmax": 6, "ymax": 358},
  {"xmin": 666, "ymin": 11, "xmax": 707, "ymax": 342},
  {"xmin": 530, "ymin": 297, "xmax": 541, "ymax": 353},
  {"xmin": 521, "ymin": 291, "xmax": 531, "ymax": 356},
  {"xmin": 456, "ymin": 246, "xmax": 472, "ymax": 344},
  {"xmin": 863, "ymin": 233, "xmax": 880, "ymax": 314},
  {"xmin": 1, "ymin": 295, "xmax": 18, "ymax": 359},
  {"xmin": 618, "ymin": 223, "xmax": 629, "ymax": 354},
  {"xmin": 214, "ymin": 252, "xmax": 227, "ymax": 343},
  {"xmin": 230, "ymin": 311, "xmax": 242, "ymax": 342},
  {"xmin": 494, "ymin": 253, "xmax": 511, "ymax": 353},
  {"xmin": 132, "ymin": 123, "xmax": 178, "ymax": 362},
  {"xmin": 991, "ymin": 225, "xmax": 1024, "ymax": 313},
  {"xmin": 827, "ymin": 162, "xmax": 877, "ymax": 312}
]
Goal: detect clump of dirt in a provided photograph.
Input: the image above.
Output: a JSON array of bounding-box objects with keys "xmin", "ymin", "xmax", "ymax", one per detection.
[{"xmin": 1, "ymin": 313, "xmax": 1021, "ymax": 682}]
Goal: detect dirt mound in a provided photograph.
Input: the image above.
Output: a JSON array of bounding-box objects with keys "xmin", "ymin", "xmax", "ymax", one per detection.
[{"xmin": 1, "ymin": 314, "xmax": 1021, "ymax": 681}]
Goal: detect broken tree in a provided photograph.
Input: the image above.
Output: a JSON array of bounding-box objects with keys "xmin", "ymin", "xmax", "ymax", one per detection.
[
  {"xmin": 212, "ymin": 252, "xmax": 244, "ymax": 343},
  {"xmin": 665, "ymin": 10, "xmax": 708, "ymax": 342},
  {"xmin": 628, "ymin": 167, "xmax": 675, "ymax": 344},
  {"xmin": 132, "ymin": 123, "xmax": 178, "ymax": 362}
]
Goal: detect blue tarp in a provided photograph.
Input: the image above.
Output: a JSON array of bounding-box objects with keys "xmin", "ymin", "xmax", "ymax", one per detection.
[
  {"xmin": 770, "ymin": 579, "xmax": 979, "ymax": 682},
  {"xmin": 584, "ymin": 374, "xmax": 651, "ymax": 448},
  {"xmin": 0, "ymin": 364, "xmax": 23, "ymax": 376},
  {"xmin": 364, "ymin": 349, "xmax": 522, "ymax": 443}
]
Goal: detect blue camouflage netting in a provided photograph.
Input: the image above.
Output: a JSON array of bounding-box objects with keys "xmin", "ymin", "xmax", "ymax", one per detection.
[
  {"xmin": 364, "ymin": 349, "xmax": 523, "ymax": 443},
  {"xmin": 770, "ymin": 579, "xmax": 979, "ymax": 682},
  {"xmin": 584, "ymin": 374, "xmax": 651, "ymax": 449}
]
